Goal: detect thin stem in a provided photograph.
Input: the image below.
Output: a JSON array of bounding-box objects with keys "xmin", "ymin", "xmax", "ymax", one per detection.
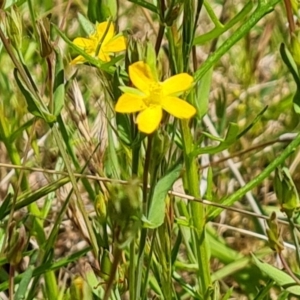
[
  {"xmin": 287, "ymin": 217, "xmax": 300, "ymax": 265},
  {"xmin": 155, "ymin": 24, "xmax": 165, "ymax": 56},
  {"xmin": 180, "ymin": 119, "xmax": 212, "ymax": 293},
  {"xmin": 143, "ymin": 135, "xmax": 153, "ymax": 209},
  {"xmin": 204, "ymin": 0, "xmax": 224, "ymax": 29},
  {"xmin": 155, "ymin": 0, "xmax": 165, "ymax": 55},
  {"xmin": 278, "ymin": 252, "xmax": 300, "ymax": 284},
  {"xmin": 283, "ymin": 0, "xmax": 295, "ymax": 35},
  {"xmin": 103, "ymin": 248, "xmax": 123, "ymax": 300},
  {"xmin": 136, "ymin": 135, "xmax": 153, "ymax": 297},
  {"xmin": 141, "ymin": 230, "xmax": 156, "ymax": 300},
  {"xmin": 9, "ymin": 265, "xmax": 14, "ymax": 300},
  {"xmin": 129, "ymin": 132, "xmax": 140, "ymax": 300},
  {"xmin": 95, "ymin": 19, "xmax": 112, "ymax": 57},
  {"xmin": 129, "ymin": 242, "xmax": 136, "ymax": 300}
]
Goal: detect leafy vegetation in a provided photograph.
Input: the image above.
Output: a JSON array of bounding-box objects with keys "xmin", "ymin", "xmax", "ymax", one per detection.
[{"xmin": 1, "ymin": 0, "xmax": 300, "ymax": 299}]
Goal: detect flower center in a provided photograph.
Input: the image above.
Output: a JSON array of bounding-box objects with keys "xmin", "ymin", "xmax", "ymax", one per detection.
[{"xmin": 143, "ymin": 83, "xmax": 162, "ymax": 106}]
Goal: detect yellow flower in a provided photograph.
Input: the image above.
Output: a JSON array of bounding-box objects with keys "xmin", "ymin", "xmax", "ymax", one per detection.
[
  {"xmin": 70, "ymin": 21, "xmax": 126, "ymax": 64},
  {"xmin": 115, "ymin": 61, "xmax": 196, "ymax": 134}
]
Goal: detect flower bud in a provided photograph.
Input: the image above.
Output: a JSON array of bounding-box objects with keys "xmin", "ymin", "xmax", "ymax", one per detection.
[
  {"xmin": 117, "ymin": 263, "xmax": 128, "ymax": 292},
  {"xmin": 274, "ymin": 167, "xmax": 300, "ymax": 218},
  {"xmin": 6, "ymin": 222, "xmax": 27, "ymax": 266},
  {"xmin": 5, "ymin": 6, "xmax": 22, "ymax": 49},
  {"xmin": 165, "ymin": 4, "xmax": 182, "ymax": 26},
  {"xmin": 70, "ymin": 274, "xmax": 93, "ymax": 299},
  {"xmin": 99, "ymin": 249, "xmax": 112, "ymax": 281},
  {"xmin": 37, "ymin": 15, "xmax": 53, "ymax": 58},
  {"xmin": 70, "ymin": 276, "xmax": 84, "ymax": 300},
  {"xmin": 266, "ymin": 212, "xmax": 284, "ymax": 252},
  {"xmin": 151, "ymin": 129, "xmax": 170, "ymax": 167},
  {"xmin": 95, "ymin": 193, "xmax": 107, "ymax": 225}
]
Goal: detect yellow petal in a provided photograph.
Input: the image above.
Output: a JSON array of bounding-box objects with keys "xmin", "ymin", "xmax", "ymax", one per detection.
[
  {"xmin": 70, "ymin": 55, "xmax": 86, "ymax": 65},
  {"xmin": 94, "ymin": 22, "xmax": 114, "ymax": 44},
  {"xmin": 129, "ymin": 61, "xmax": 155, "ymax": 94},
  {"xmin": 161, "ymin": 96, "xmax": 196, "ymax": 119},
  {"xmin": 103, "ymin": 36, "xmax": 126, "ymax": 52},
  {"xmin": 161, "ymin": 73, "xmax": 193, "ymax": 96},
  {"xmin": 98, "ymin": 50, "xmax": 111, "ymax": 62},
  {"xmin": 115, "ymin": 94, "xmax": 146, "ymax": 113},
  {"xmin": 136, "ymin": 106, "xmax": 162, "ymax": 134},
  {"xmin": 73, "ymin": 37, "xmax": 95, "ymax": 52}
]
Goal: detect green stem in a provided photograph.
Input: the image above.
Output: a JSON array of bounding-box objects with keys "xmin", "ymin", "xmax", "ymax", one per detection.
[
  {"xmin": 129, "ymin": 241, "xmax": 136, "ymax": 300},
  {"xmin": 203, "ymin": 0, "xmax": 224, "ymax": 29},
  {"xmin": 155, "ymin": 24, "xmax": 165, "ymax": 56},
  {"xmin": 129, "ymin": 138, "xmax": 140, "ymax": 300},
  {"xmin": 135, "ymin": 228, "xmax": 147, "ymax": 298},
  {"xmin": 8, "ymin": 264, "xmax": 14, "ymax": 300},
  {"xmin": 201, "ymin": 0, "xmax": 253, "ymax": 46},
  {"xmin": 155, "ymin": 0, "xmax": 165, "ymax": 55},
  {"xmin": 287, "ymin": 217, "xmax": 300, "ymax": 265},
  {"xmin": 180, "ymin": 120, "xmax": 211, "ymax": 294},
  {"xmin": 141, "ymin": 230, "xmax": 156, "ymax": 300},
  {"xmin": 136, "ymin": 135, "xmax": 153, "ymax": 297},
  {"xmin": 143, "ymin": 135, "xmax": 153, "ymax": 210}
]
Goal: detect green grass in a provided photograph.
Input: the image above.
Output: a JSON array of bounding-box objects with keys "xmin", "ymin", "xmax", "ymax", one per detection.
[{"xmin": 1, "ymin": 0, "xmax": 300, "ymax": 299}]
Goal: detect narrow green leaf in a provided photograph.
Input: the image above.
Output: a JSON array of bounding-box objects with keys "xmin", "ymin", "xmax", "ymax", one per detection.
[
  {"xmin": 254, "ymin": 279, "xmax": 276, "ymax": 300},
  {"xmin": 0, "ymin": 193, "xmax": 11, "ymax": 220},
  {"xmin": 237, "ymin": 105, "xmax": 268, "ymax": 138},
  {"xmin": 87, "ymin": 0, "xmax": 101, "ymax": 23},
  {"xmin": 127, "ymin": 0, "xmax": 158, "ymax": 14},
  {"xmin": 146, "ymin": 164, "xmax": 182, "ymax": 228},
  {"xmin": 100, "ymin": 0, "xmax": 117, "ymax": 21},
  {"xmin": 252, "ymin": 254, "xmax": 300, "ymax": 296},
  {"xmin": 115, "ymin": 113, "xmax": 132, "ymax": 145},
  {"xmin": 85, "ymin": 263, "xmax": 104, "ymax": 297},
  {"xmin": 221, "ymin": 287, "xmax": 233, "ymax": 300},
  {"xmin": 280, "ymin": 43, "xmax": 300, "ymax": 86},
  {"xmin": 195, "ymin": 67, "xmax": 213, "ymax": 119},
  {"xmin": 106, "ymin": 122, "xmax": 121, "ymax": 178},
  {"xmin": 53, "ymin": 49, "xmax": 65, "ymax": 117},
  {"xmin": 4, "ymin": 177, "xmax": 70, "ymax": 218},
  {"xmin": 9, "ymin": 118, "xmax": 35, "ymax": 142},
  {"xmin": 193, "ymin": 123, "xmax": 239, "ymax": 156},
  {"xmin": 193, "ymin": 1, "xmax": 253, "ymax": 45},
  {"xmin": 15, "ymin": 266, "xmax": 33, "ymax": 300},
  {"xmin": 77, "ymin": 12, "xmax": 95, "ymax": 35},
  {"xmin": 14, "ymin": 69, "xmax": 56, "ymax": 124},
  {"xmin": 118, "ymin": 86, "xmax": 145, "ymax": 97},
  {"xmin": 280, "ymin": 43, "xmax": 300, "ymax": 115},
  {"xmin": 87, "ymin": 0, "xmax": 116, "ymax": 22},
  {"xmin": 0, "ymin": 247, "xmax": 91, "ymax": 291},
  {"xmin": 293, "ymin": 89, "xmax": 300, "ymax": 114},
  {"xmin": 4, "ymin": 0, "xmax": 26, "ymax": 9},
  {"xmin": 194, "ymin": 106, "xmax": 267, "ymax": 156}
]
